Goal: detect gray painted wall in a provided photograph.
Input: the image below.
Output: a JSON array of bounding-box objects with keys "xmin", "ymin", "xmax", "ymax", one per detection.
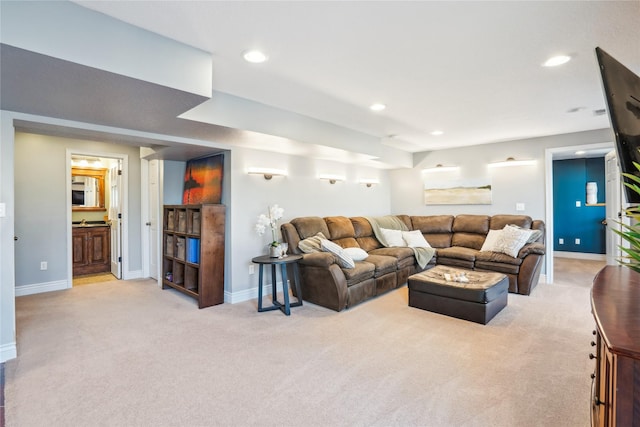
[
  {"xmin": 390, "ymin": 129, "xmax": 615, "ymax": 223},
  {"xmin": 14, "ymin": 132, "xmax": 143, "ymax": 287}
]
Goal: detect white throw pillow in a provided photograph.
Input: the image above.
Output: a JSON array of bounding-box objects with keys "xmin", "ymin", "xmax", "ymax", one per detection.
[
  {"xmin": 480, "ymin": 229, "xmax": 503, "ymax": 252},
  {"xmin": 320, "ymin": 239, "xmax": 355, "ymax": 269},
  {"xmin": 344, "ymin": 247, "xmax": 368, "ymax": 261},
  {"xmin": 402, "ymin": 230, "xmax": 431, "ymax": 248},
  {"xmin": 497, "ymin": 225, "xmax": 531, "ymax": 257},
  {"xmin": 380, "ymin": 228, "xmax": 406, "ymax": 247},
  {"xmin": 482, "ymin": 225, "xmax": 531, "ymax": 258}
]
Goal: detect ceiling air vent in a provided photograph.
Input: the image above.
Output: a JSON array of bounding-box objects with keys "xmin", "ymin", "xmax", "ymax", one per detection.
[{"xmin": 594, "ymin": 108, "xmax": 607, "ymax": 116}]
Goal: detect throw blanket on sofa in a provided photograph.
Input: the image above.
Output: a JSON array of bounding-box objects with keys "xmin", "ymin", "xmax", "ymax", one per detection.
[{"xmin": 365, "ymin": 216, "xmax": 435, "ymax": 269}]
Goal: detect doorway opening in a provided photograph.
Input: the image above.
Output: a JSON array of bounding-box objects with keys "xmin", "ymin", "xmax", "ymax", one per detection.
[
  {"xmin": 544, "ymin": 142, "xmax": 614, "ymax": 284},
  {"xmin": 67, "ymin": 150, "xmax": 128, "ymax": 287}
]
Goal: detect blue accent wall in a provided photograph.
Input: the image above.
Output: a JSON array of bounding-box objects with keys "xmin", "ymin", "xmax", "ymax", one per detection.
[{"xmin": 553, "ymin": 158, "xmax": 606, "ymax": 253}]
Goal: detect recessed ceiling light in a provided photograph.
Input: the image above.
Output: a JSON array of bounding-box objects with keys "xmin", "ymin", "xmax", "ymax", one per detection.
[
  {"xmin": 370, "ymin": 103, "xmax": 386, "ymax": 112},
  {"xmin": 430, "ymin": 130, "xmax": 444, "ymax": 136},
  {"xmin": 575, "ymin": 150, "xmax": 586, "ymax": 155},
  {"xmin": 543, "ymin": 55, "xmax": 571, "ymax": 67},
  {"xmin": 243, "ymin": 50, "xmax": 268, "ymax": 63}
]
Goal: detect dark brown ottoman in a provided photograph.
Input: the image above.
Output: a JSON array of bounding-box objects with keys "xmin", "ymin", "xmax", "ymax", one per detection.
[{"xmin": 408, "ymin": 266, "xmax": 508, "ymax": 324}]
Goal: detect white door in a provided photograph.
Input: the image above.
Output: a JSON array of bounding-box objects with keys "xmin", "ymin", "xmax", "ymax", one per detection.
[
  {"xmin": 605, "ymin": 150, "xmax": 623, "ymax": 265},
  {"xmin": 148, "ymin": 160, "xmax": 159, "ymax": 280},
  {"xmin": 109, "ymin": 161, "xmax": 123, "ymax": 278}
]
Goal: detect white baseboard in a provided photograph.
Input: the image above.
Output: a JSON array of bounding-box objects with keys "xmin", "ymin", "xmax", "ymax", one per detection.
[
  {"xmin": 539, "ymin": 273, "xmax": 548, "ymax": 284},
  {"xmin": 124, "ymin": 269, "xmax": 144, "ymax": 280},
  {"xmin": 554, "ymin": 251, "xmax": 606, "ymax": 261},
  {"xmin": 225, "ymin": 282, "xmax": 283, "ymax": 304},
  {"xmin": 1, "ymin": 341, "xmax": 17, "ymax": 362},
  {"xmin": 15, "ymin": 279, "xmax": 69, "ymax": 296}
]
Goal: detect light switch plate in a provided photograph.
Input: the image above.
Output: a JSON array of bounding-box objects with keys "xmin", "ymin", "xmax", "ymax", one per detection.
[
  {"xmin": 516, "ymin": 203, "xmax": 525, "ymax": 211},
  {"xmin": 0, "ymin": 202, "xmax": 5, "ymax": 217}
]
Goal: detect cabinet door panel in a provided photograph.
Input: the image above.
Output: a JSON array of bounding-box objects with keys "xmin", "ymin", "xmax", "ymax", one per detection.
[
  {"xmin": 89, "ymin": 229, "xmax": 109, "ymax": 264},
  {"xmin": 72, "ymin": 232, "xmax": 87, "ymax": 266}
]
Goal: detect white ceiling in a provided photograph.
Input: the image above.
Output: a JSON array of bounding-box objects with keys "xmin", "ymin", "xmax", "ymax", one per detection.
[{"xmin": 73, "ymin": 0, "xmax": 640, "ymax": 153}]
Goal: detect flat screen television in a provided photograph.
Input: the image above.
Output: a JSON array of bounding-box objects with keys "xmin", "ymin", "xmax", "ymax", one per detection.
[{"xmin": 596, "ymin": 47, "xmax": 640, "ymax": 204}]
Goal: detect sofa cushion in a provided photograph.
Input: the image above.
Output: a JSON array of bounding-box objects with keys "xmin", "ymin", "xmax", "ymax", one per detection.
[
  {"xmin": 490, "ymin": 214, "xmax": 532, "ymax": 230},
  {"xmin": 342, "ymin": 261, "xmax": 375, "ymax": 286},
  {"xmin": 325, "ymin": 216, "xmax": 356, "ymax": 240},
  {"xmin": 411, "ymin": 215, "xmax": 454, "ymax": 233},
  {"xmin": 452, "ymin": 215, "xmax": 490, "ymax": 234},
  {"xmin": 437, "ymin": 246, "xmax": 478, "ymax": 262},
  {"xmin": 368, "ymin": 246, "xmax": 415, "ymax": 260},
  {"xmin": 321, "ymin": 239, "xmax": 355, "ymax": 269},
  {"xmin": 363, "ymin": 254, "xmax": 397, "ymax": 277},
  {"xmin": 350, "ymin": 217, "xmax": 382, "ymax": 252},
  {"xmin": 291, "ymin": 217, "xmax": 330, "ymax": 240},
  {"xmin": 476, "ymin": 250, "xmax": 523, "ymax": 266},
  {"xmin": 298, "ymin": 231, "xmax": 328, "ymax": 253}
]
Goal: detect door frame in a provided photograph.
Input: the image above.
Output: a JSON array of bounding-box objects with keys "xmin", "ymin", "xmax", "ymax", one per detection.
[
  {"xmin": 66, "ymin": 149, "xmax": 128, "ymax": 285},
  {"xmin": 141, "ymin": 159, "xmax": 162, "ymax": 283},
  {"xmin": 544, "ymin": 141, "xmax": 614, "ymax": 284}
]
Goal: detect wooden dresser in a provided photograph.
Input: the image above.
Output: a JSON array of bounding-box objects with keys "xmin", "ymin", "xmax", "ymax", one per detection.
[{"xmin": 591, "ymin": 265, "xmax": 640, "ymax": 426}]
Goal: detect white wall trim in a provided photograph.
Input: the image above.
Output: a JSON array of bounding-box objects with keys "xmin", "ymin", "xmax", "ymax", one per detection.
[
  {"xmin": 225, "ymin": 281, "xmax": 283, "ymax": 304},
  {"xmin": 554, "ymin": 251, "xmax": 607, "ymax": 261},
  {"xmin": 124, "ymin": 269, "xmax": 144, "ymax": 280},
  {"xmin": 15, "ymin": 279, "xmax": 69, "ymax": 296},
  {"xmin": 1, "ymin": 342, "xmax": 17, "ymax": 362}
]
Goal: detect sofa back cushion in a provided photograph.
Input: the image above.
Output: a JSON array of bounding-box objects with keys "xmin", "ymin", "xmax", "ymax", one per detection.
[
  {"xmin": 324, "ymin": 216, "xmax": 359, "ymax": 248},
  {"xmin": 291, "ymin": 217, "xmax": 330, "ymax": 240},
  {"xmin": 490, "ymin": 214, "xmax": 532, "ymax": 230},
  {"xmin": 451, "ymin": 215, "xmax": 489, "ymax": 250},
  {"xmin": 411, "ymin": 215, "xmax": 454, "ymax": 248},
  {"xmin": 350, "ymin": 217, "xmax": 382, "ymax": 252}
]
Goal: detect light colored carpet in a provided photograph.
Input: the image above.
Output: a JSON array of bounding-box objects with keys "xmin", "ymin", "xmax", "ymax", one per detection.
[{"xmin": 5, "ymin": 258, "xmax": 603, "ymax": 426}]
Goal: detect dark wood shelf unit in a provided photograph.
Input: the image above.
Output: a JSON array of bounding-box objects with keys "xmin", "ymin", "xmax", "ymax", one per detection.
[
  {"xmin": 590, "ymin": 265, "xmax": 640, "ymax": 426},
  {"xmin": 162, "ymin": 204, "xmax": 225, "ymax": 308}
]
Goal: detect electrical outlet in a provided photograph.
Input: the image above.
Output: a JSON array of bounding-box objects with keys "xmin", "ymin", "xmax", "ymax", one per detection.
[
  {"xmin": 559, "ymin": 238, "xmax": 564, "ymax": 244},
  {"xmin": 576, "ymin": 201, "xmax": 581, "ymax": 207},
  {"xmin": 515, "ymin": 203, "xmax": 525, "ymax": 211},
  {"xmin": 40, "ymin": 261, "xmax": 47, "ymax": 270},
  {"xmin": 249, "ymin": 264, "xmax": 255, "ymax": 275},
  {"xmin": 575, "ymin": 238, "xmax": 581, "ymax": 245}
]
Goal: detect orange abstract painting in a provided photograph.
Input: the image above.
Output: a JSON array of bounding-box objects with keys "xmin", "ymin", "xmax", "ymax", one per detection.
[{"xmin": 182, "ymin": 154, "xmax": 224, "ymax": 205}]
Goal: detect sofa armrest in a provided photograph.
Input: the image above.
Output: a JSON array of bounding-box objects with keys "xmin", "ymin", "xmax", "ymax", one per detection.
[
  {"xmin": 300, "ymin": 252, "xmax": 336, "ymax": 268},
  {"xmin": 518, "ymin": 242, "xmax": 545, "ymax": 258}
]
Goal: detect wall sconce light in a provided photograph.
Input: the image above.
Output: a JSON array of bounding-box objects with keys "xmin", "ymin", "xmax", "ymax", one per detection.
[
  {"xmin": 247, "ymin": 167, "xmax": 287, "ymax": 180},
  {"xmin": 422, "ymin": 164, "xmax": 460, "ymax": 173},
  {"xmin": 319, "ymin": 174, "xmax": 345, "ymax": 184},
  {"xmin": 359, "ymin": 179, "xmax": 380, "ymax": 188},
  {"xmin": 488, "ymin": 157, "xmax": 536, "ymax": 168}
]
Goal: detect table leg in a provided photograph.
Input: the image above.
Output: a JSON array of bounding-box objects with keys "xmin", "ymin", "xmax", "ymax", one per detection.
[
  {"xmin": 281, "ymin": 264, "xmax": 291, "ymax": 315},
  {"xmin": 290, "ymin": 263, "xmax": 303, "ymax": 308},
  {"xmin": 257, "ymin": 264, "xmax": 264, "ymax": 311},
  {"xmin": 271, "ymin": 264, "xmax": 278, "ymax": 305}
]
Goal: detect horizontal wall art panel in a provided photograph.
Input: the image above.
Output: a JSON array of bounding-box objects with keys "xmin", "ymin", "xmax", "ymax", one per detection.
[{"xmin": 424, "ymin": 179, "xmax": 492, "ymax": 205}]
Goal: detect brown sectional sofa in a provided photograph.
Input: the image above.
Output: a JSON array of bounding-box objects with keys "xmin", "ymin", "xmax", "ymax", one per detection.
[{"xmin": 281, "ymin": 214, "xmax": 545, "ymax": 312}]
